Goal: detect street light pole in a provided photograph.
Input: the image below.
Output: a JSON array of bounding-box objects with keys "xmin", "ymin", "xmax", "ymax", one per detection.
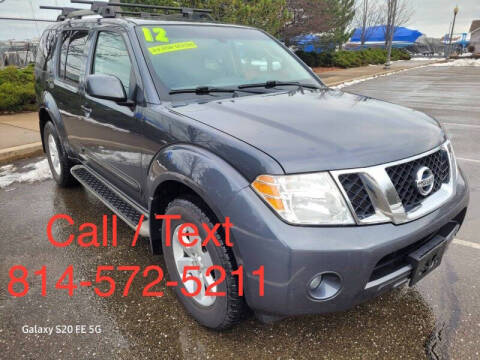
[{"xmin": 446, "ymin": 5, "xmax": 459, "ymax": 58}]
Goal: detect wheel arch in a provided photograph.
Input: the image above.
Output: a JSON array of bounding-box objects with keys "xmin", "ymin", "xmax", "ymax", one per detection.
[
  {"xmin": 39, "ymin": 107, "xmax": 51, "ymax": 152},
  {"xmin": 146, "ymin": 144, "xmax": 250, "ymax": 255},
  {"xmin": 38, "ymin": 91, "xmax": 72, "ymax": 156}
]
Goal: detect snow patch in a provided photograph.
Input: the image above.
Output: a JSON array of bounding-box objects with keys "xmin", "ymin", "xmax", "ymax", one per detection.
[
  {"xmin": 0, "ymin": 159, "xmax": 52, "ymax": 189},
  {"xmin": 431, "ymin": 59, "xmax": 480, "ymax": 67},
  {"xmin": 410, "ymin": 57, "xmax": 439, "ymax": 61}
]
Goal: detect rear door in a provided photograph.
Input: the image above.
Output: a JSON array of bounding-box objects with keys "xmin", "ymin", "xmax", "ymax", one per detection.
[
  {"xmin": 80, "ymin": 28, "xmax": 145, "ymax": 203},
  {"xmin": 50, "ymin": 29, "xmax": 89, "ymax": 154}
]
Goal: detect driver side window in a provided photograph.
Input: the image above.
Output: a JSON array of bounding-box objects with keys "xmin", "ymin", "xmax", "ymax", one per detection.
[{"xmin": 93, "ymin": 31, "xmax": 132, "ymax": 95}]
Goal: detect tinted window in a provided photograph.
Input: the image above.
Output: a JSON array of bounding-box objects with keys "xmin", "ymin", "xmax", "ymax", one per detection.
[
  {"xmin": 93, "ymin": 32, "xmax": 132, "ymax": 93},
  {"xmin": 59, "ymin": 32, "xmax": 69, "ymax": 79},
  {"xmin": 59, "ymin": 30, "xmax": 88, "ymax": 83},
  {"xmin": 36, "ymin": 30, "xmax": 57, "ymax": 71},
  {"xmin": 65, "ymin": 31, "xmax": 88, "ymax": 83}
]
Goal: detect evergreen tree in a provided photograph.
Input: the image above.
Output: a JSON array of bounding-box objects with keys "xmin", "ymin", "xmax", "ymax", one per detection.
[
  {"xmin": 121, "ymin": 0, "xmax": 291, "ymax": 37},
  {"xmin": 329, "ymin": 0, "xmax": 356, "ymax": 48}
]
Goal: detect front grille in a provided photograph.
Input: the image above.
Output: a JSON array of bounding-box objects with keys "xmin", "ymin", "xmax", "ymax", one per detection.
[
  {"xmin": 339, "ymin": 174, "xmax": 375, "ymax": 219},
  {"xmin": 386, "ymin": 150, "xmax": 450, "ymax": 212},
  {"xmin": 337, "ymin": 148, "xmax": 451, "ymax": 221}
]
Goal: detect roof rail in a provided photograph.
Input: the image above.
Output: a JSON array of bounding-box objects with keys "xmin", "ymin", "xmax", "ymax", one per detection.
[
  {"xmin": 40, "ymin": 5, "xmax": 115, "ymax": 21},
  {"xmin": 39, "ymin": 6, "xmax": 87, "ymax": 21},
  {"xmin": 41, "ymin": 1, "xmax": 214, "ymax": 22},
  {"xmin": 71, "ymin": 0, "xmax": 214, "ymax": 19}
]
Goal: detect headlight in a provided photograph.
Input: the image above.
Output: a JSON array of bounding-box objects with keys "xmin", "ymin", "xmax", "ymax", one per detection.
[{"xmin": 251, "ymin": 173, "xmax": 354, "ymax": 225}]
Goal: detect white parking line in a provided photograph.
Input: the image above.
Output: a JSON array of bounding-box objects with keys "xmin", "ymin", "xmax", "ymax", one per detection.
[
  {"xmin": 457, "ymin": 157, "xmax": 480, "ymax": 164},
  {"xmin": 453, "ymin": 239, "xmax": 480, "ymax": 250}
]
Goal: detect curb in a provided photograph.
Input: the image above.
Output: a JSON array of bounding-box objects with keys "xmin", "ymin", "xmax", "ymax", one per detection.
[
  {"xmin": 323, "ymin": 67, "xmax": 414, "ymax": 87},
  {"xmin": 0, "ymin": 142, "xmax": 43, "ymax": 165},
  {"xmin": 325, "ymin": 69, "xmax": 399, "ymax": 87},
  {"xmin": 322, "ymin": 61, "xmax": 446, "ymax": 87}
]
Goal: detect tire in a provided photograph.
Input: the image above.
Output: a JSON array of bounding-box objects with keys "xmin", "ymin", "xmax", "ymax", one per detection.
[
  {"xmin": 43, "ymin": 121, "xmax": 77, "ymax": 187},
  {"xmin": 162, "ymin": 196, "xmax": 247, "ymax": 330}
]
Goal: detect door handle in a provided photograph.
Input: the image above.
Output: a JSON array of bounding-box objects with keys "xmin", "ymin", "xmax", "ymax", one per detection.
[{"xmin": 81, "ymin": 105, "xmax": 92, "ymax": 117}]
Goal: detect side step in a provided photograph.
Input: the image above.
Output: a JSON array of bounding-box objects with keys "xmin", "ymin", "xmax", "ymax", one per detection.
[{"xmin": 71, "ymin": 165, "xmax": 150, "ymax": 238}]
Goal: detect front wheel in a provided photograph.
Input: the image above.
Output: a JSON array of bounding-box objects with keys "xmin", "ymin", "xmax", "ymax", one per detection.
[
  {"xmin": 43, "ymin": 121, "xmax": 77, "ymax": 187},
  {"xmin": 162, "ymin": 196, "xmax": 247, "ymax": 330}
]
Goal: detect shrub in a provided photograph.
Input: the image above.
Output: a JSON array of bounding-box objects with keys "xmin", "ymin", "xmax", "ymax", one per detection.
[
  {"xmin": 295, "ymin": 48, "xmax": 411, "ymax": 68},
  {"xmin": 0, "ymin": 64, "xmax": 36, "ymax": 113}
]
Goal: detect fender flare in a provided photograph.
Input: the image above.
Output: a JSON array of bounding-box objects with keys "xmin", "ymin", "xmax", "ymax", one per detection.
[
  {"xmin": 147, "ymin": 143, "xmax": 250, "ymax": 217},
  {"xmin": 146, "ymin": 144, "xmax": 250, "ymax": 253},
  {"xmin": 40, "ymin": 91, "xmax": 73, "ymax": 156}
]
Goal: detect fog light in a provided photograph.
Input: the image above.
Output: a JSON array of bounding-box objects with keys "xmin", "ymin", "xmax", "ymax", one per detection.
[{"xmin": 307, "ymin": 272, "xmax": 342, "ymax": 300}]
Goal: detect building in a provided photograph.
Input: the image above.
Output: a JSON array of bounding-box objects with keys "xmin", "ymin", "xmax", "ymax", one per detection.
[
  {"xmin": 0, "ymin": 40, "xmax": 38, "ymax": 67},
  {"xmin": 440, "ymin": 33, "xmax": 469, "ymax": 54},
  {"xmin": 470, "ymin": 20, "xmax": 480, "ymax": 54}
]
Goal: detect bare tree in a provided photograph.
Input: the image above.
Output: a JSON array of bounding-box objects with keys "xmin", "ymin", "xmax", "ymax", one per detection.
[
  {"xmin": 384, "ymin": 0, "xmax": 397, "ymax": 68},
  {"xmin": 284, "ymin": 0, "xmax": 355, "ymax": 49},
  {"xmin": 391, "ymin": 0, "xmax": 414, "ymax": 28},
  {"xmin": 353, "ymin": 0, "xmax": 382, "ymax": 45},
  {"xmin": 284, "ymin": 0, "xmax": 332, "ymax": 41},
  {"xmin": 381, "ymin": 0, "xmax": 414, "ymax": 46}
]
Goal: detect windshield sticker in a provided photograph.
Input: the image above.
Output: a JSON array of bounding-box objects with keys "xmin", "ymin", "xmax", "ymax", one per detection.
[
  {"xmin": 148, "ymin": 41, "xmax": 197, "ymax": 55},
  {"xmin": 142, "ymin": 27, "xmax": 154, "ymax": 42},
  {"xmin": 142, "ymin": 27, "xmax": 169, "ymax": 43},
  {"xmin": 152, "ymin": 28, "xmax": 169, "ymax": 42}
]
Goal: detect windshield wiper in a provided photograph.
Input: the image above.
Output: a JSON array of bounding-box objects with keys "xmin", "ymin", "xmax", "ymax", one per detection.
[
  {"xmin": 169, "ymin": 86, "xmax": 264, "ymax": 95},
  {"xmin": 238, "ymin": 81, "xmax": 322, "ymax": 90}
]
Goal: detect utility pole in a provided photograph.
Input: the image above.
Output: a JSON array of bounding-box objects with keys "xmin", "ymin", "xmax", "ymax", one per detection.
[
  {"xmin": 384, "ymin": 0, "xmax": 397, "ymax": 69},
  {"xmin": 446, "ymin": 5, "xmax": 459, "ymax": 58}
]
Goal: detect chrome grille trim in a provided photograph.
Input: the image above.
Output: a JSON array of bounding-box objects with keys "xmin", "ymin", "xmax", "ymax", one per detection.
[{"xmin": 331, "ymin": 141, "xmax": 457, "ymax": 225}]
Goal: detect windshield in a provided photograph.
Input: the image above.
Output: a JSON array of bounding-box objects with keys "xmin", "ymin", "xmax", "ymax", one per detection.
[{"xmin": 136, "ymin": 25, "xmax": 321, "ymax": 97}]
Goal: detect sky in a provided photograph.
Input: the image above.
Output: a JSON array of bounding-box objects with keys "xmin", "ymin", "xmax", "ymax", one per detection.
[
  {"xmin": 0, "ymin": 0, "xmax": 90, "ymax": 41},
  {"xmin": 409, "ymin": 0, "xmax": 480, "ymax": 38},
  {"xmin": 0, "ymin": 0, "xmax": 479, "ymax": 41}
]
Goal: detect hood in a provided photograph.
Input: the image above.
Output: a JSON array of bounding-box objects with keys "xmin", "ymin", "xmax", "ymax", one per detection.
[{"xmin": 173, "ymin": 89, "xmax": 445, "ymax": 174}]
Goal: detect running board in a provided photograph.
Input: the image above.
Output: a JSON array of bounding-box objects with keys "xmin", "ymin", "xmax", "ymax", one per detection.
[{"xmin": 71, "ymin": 165, "xmax": 150, "ymax": 238}]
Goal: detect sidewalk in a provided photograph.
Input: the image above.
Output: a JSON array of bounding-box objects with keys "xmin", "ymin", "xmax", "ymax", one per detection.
[
  {"xmin": 0, "ymin": 113, "xmax": 42, "ymax": 164},
  {"xmin": 0, "ymin": 59, "xmax": 443, "ymax": 164}
]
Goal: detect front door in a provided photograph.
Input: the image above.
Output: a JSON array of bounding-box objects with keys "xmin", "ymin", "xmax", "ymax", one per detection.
[{"xmin": 81, "ymin": 30, "xmax": 145, "ymax": 204}]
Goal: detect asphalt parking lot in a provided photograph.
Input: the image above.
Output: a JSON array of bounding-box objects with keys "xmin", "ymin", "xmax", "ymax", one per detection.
[{"xmin": 0, "ymin": 64, "xmax": 479, "ymax": 359}]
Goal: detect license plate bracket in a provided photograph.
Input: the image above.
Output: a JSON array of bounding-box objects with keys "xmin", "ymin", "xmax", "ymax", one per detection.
[{"xmin": 407, "ymin": 235, "xmax": 449, "ymax": 286}]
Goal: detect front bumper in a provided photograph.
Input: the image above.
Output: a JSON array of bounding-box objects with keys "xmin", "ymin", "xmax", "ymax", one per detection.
[{"xmin": 226, "ymin": 169, "xmax": 469, "ymax": 316}]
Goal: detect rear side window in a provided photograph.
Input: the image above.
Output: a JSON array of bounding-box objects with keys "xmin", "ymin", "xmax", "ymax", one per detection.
[
  {"xmin": 36, "ymin": 29, "xmax": 57, "ymax": 71},
  {"xmin": 59, "ymin": 32, "xmax": 69, "ymax": 79},
  {"xmin": 59, "ymin": 30, "xmax": 89, "ymax": 84},
  {"xmin": 92, "ymin": 31, "xmax": 132, "ymax": 94}
]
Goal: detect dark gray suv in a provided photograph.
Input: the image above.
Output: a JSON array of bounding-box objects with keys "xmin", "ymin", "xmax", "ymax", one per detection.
[{"xmin": 35, "ymin": 4, "xmax": 469, "ymax": 330}]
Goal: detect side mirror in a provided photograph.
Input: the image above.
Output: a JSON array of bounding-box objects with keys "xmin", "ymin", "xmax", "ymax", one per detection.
[{"xmin": 86, "ymin": 74, "xmax": 127, "ymax": 102}]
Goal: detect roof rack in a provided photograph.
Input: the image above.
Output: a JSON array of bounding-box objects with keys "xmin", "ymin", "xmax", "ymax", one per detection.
[
  {"xmin": 41, "ymin": 1, "xmax": 214, "ymax": 22},
  {"xmin": 39, "ymin": 6, "xmax": 94, "ymax": 21}
]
